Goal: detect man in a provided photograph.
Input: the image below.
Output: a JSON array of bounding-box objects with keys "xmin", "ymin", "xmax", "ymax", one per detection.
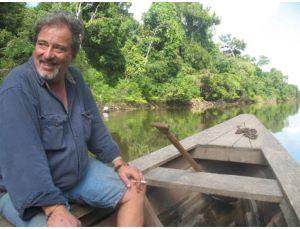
[{"xmin": 0, "ymin": 11, "xmax": 145, "ymax": 227}]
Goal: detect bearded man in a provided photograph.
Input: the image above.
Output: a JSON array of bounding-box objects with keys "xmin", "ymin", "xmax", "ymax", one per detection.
[{"xmin": 0, "ymin": 11, "xmax": 145, "ymax": 227}]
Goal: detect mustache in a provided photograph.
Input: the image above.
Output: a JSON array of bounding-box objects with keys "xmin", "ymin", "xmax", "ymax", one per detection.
[{"xmin": 38, "ymin": 56, "xmax": 58, "ymax": 65}]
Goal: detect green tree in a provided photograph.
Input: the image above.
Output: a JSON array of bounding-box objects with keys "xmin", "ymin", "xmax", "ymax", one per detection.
[
  {"xmin": 83, "ymin": 3, "xmax": 137, "ymax": 86},
  {"xmin": 142, "ymin": 2, "xmax": 184, "ymax": 84},
  {"xmin": 257, "ymin": 55, "xmax": 270, "ymax": 67},
  {"xmin": 0, "ymin": 3, "xmax": 26, "ymax": 34},
  {"xmin": 0, "ymin": 3, "xmax": 35, "ymax": 81},
  {"xmin": 201, "ymin": 73, "xmax": 242, "ymax": 101},
  {"xmin": 176, "ymin": 2, "xmax": 220, "ymax": 50},
  {"xmin": 181, "ymin": 41, "xmax": 211, "ymax": 70},
  {"xmin": 219, "ymin": 34, "xmax": 246, "ymax": 57}
]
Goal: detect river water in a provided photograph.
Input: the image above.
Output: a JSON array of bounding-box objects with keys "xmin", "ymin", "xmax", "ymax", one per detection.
[{"xmin": 103, "ymin": 101, "xmax": 300, "ymax": 164}]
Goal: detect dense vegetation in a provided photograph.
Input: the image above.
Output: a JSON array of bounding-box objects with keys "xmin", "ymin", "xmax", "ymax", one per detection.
[{"xmin": 0, "ymin": 2, "xmax": 298, "ymax": 106}]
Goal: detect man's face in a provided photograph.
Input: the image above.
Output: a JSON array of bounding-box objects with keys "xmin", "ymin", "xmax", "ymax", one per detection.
[{"xmin": 33, "ymin": 24, "xmax": 73, "ymax": 82}]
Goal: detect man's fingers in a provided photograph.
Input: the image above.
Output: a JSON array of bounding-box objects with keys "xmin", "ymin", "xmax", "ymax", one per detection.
[
  {"xmin": 120, "ymin": 173, "xmax": 132, "ymax": 188},
  {"xmin": 131, "ymin": 167, "xmax": 142, "ymax": 181},
  {"xmin": 117, "ymin": 165, "xmax": 146, "ymax": 190},
  {"xmin": 131, "ymin": 172, "xmax": 146, "ymax": 192}
]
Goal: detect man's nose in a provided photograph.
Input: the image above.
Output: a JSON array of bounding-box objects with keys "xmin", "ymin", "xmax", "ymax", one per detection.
[{"xmin": 43, "ymin": 47, "xmax": 55, "ymax": 59}]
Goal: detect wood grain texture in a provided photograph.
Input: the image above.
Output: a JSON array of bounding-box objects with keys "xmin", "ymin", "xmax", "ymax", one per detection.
[
  {"xmin": 191, "ymin": 145, "xmax": 266, "ymax": 165},
  {"xmin": 145, "ymin": 167, "xmax": 283, "ymax": 203}
]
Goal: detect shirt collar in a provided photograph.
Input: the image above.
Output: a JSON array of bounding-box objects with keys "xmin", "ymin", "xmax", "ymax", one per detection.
[
  {"xmin": 66, "ymin": 70, "xmax": 76, "ymax": 84},
  {"xmin": 28, "ymin": 56, "xmax": 46, "ymax": 86}
]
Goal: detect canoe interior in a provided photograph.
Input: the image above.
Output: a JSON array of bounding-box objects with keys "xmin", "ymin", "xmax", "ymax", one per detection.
[{"xmin": 146, "ymin": 145, "xmax": 287, "ymax": 227}]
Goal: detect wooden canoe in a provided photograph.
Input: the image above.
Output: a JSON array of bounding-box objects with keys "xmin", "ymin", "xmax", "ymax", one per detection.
[{"xmin": 1, "ymin": 114, "xmax": 299, "ymax": 226}]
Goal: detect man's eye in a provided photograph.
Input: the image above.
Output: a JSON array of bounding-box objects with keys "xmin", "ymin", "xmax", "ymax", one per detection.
[
  {"xmin": 54, "ymin": 47, "xmax": 66, "ymax": 53},
  {"xmin": 38, "ymin": 42, "xmax": 48, "ymax": 49}
]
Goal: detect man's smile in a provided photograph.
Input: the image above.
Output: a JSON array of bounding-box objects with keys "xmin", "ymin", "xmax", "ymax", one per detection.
[{"xmin": 39, "ymin": 58, "xmax": 59, "ymax": 71}]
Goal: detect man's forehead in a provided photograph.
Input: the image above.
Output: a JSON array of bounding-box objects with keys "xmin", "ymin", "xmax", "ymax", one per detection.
[
  {"xmin": 37, "ymin": 24, "xmax": 72, "ymax": 43},
  {"xmin": 38, "ymin": 24, "xmax": 71, "ymax": 36}
]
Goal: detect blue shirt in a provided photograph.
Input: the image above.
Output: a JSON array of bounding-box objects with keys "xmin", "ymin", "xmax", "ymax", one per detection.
[{"xmin": 0, "ymin": 57, "xmax": 121, "ymax": 219}]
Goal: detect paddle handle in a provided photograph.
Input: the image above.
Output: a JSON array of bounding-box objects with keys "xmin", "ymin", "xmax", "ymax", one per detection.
[{"xmin": 152, "ymin": 123, "xmax": 204, "ymax": 172}]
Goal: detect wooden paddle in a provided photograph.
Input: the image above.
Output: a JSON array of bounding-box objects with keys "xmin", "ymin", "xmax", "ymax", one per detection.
[{"xmin": 151, "ymin": 122, "xmax": 205, "ymax": 172}]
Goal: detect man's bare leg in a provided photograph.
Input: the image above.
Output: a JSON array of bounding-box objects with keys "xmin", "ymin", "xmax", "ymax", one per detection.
[{"xmin": 116, "ymin": 184, "xmax": 146, "ymax": 226}]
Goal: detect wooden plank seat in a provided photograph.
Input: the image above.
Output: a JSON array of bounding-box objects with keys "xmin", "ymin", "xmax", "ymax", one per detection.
[
  {"xmin": 0, "ymin": 216, "xmax": 11, "ymax": 227},
  {"xmin": 191, "ymin": 145, "xmax": 266, "ymax": 165},
  {"xmin": 0, "ymin": 204, "xmax": 114, "ymax": 227},
  {"xmin": 144, "ymin": 167, "xmax": 283, "ymax": 203}
]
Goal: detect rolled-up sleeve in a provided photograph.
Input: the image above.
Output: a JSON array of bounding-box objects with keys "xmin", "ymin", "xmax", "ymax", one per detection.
[{"xmin": 0, "ymin": 87, "xmax": 66, "ymax": 220}]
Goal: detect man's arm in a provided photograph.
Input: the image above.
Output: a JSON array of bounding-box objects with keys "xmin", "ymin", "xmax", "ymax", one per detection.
[
  {"xmin": 77, "ymin": 71, "xmax": 121, "ymax": 162},
  {"xmin": 74, "ymin": 68, "xmax": 145, "ymax": 190},
  {"xmin": 0, "ymin": 87, "xmax": 66, "ymax": 220}
]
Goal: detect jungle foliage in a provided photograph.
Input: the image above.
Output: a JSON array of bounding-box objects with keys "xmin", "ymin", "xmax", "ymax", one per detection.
[{"xmin": 0, "ymin": 2, "xmax": 298, "ymax": 105}]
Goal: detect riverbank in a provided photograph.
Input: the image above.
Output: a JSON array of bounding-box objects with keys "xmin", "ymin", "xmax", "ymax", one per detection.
[
  {"xmin": 97, "ymin": 98, "xmax": 255, "ymax": 113},
  {"xmin": 97, "ymin": 96, "xmax": 297, "ymax": 113}
]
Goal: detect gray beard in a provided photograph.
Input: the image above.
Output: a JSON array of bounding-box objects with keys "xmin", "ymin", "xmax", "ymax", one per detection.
[{"xmin": 37, "ymin": 67, "xmax": 60, "ymax": 81}]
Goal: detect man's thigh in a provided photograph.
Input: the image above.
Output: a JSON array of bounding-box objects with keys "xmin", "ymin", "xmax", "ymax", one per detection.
[
  {"xmin": 67, "ymin": 157, "xmax": 126, "ymax": 209},
  {"xmin": 0, "ymin": 193, "xmax": 47, "ymax": 227}
]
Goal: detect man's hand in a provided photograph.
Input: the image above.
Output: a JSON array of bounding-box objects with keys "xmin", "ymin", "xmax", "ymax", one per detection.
[
  {"xmin": 114, "ymin": 159, "xmax": 145, "ymax": 191},
  {"xmin": 43, "ymin": 204, "xmax": 81, "ymax": 227}
]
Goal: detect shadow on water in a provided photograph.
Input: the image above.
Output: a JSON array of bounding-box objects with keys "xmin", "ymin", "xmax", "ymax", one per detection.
[{"xmin": 103, "ymin": 100, "xmax": 299, "ymax": 162}]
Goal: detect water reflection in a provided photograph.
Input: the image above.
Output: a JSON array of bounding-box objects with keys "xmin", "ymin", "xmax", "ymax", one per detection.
[
  {"xmin": 273, "ymin": 112, "xmax": 300, "ymax": 163},
  {"xmin": 103, "ymin": 100, "xmax": 299, "ymax": 163}
]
